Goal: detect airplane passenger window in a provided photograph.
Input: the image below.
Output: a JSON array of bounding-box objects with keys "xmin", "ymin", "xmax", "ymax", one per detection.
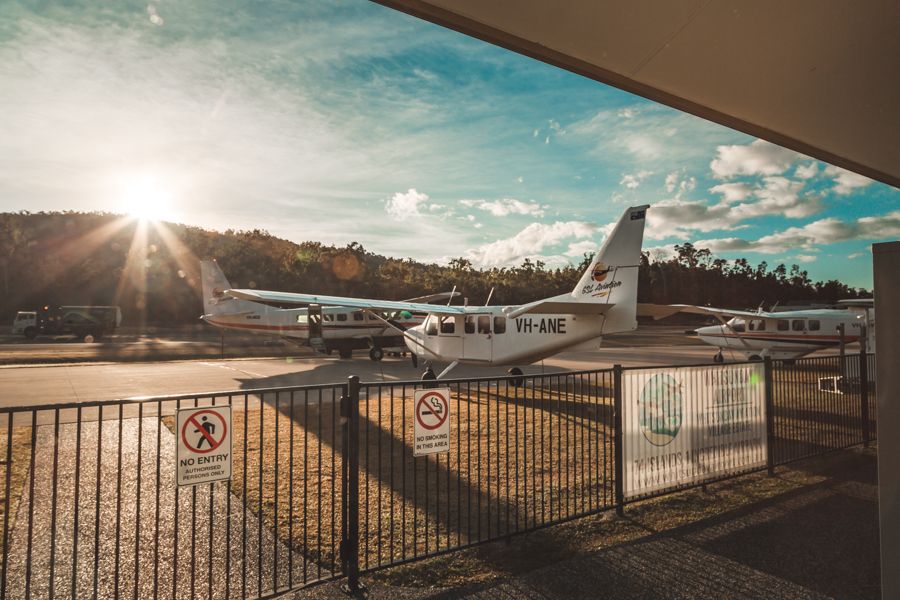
[
  {"xmin": 465, "ymin": 316, "xmax": 475, "ymax": 334},
  {"xmin": 440, "ymin": 316, "xmax": 455, "ymax": 334},
  {"xmin": 749, "ymin": 319, "xmax": 765, "ymax": 331},
  {"xmin": 777, "ymin": 320, "xmax": 789, "ymax": 331},
  {"xmin": 478, "ymin": 315, "xmax": 491, "ymax": 334},
  {"xmin": 792, "ymin": 320, "xmax": 805, "ymax": 331},
  {"xmin": 296, "ymin": 315, "xmax": 308, "ymax": 324},
  {"xmin": 426, "ymin": 316, "xmax": 438, "ymax": 335},
  {"xmin": 809, "ymin": 320, "xmax": 820, "ymax": 331},
  {"xmin": 353, "ymin": 312, "xmax": 363, "ymax": 321},
  {"xmin": 494, "ymin": 316, "xmax": 506, "ymax": 334},
  {"xmin": 337, "ymin": 313, "xmax": 347, "ymax": 322}
]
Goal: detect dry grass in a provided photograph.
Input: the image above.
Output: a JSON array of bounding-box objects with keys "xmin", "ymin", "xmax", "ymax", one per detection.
[
  {"xmin": 0, "ymin": 426, "xmax": 34, "ymax": 557},
  {"xmin": 221, "ymin": 383, "xmax": 616, "ymax": 573}
]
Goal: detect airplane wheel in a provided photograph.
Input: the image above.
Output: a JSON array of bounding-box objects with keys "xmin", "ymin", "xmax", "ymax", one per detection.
[
  {"xmin": 508, "ymin": 367, "xmax": 525, "ymax": 388},
  {"xmin": 83, "ymin": 334, "xmax": 95, "ymax": 344},
  {"xmin": 369, "ymin": 347, "xmax": 384, "ymax": 362},
  {"xmin": 24, "ymin": 327, "xmax": 37, "ymax": 340},
  {"xmin": 338, "ymin": 348, "xmax": 352, "ymax": 359},
  {"xmin": 421, "ymin": 366, "xmax": 437, "ymax": 389},
  {"xmin": 713, "ymin": 352, "xmax": 724, "ymax": 364}
]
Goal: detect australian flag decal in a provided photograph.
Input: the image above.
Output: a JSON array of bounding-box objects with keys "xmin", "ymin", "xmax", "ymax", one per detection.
[{"xmin": 630, "ymin": 209, "xmax": 646, "ymax": 220}]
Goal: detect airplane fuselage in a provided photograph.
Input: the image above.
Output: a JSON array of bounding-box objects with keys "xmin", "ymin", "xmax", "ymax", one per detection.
[
  {"xmin": 695, "ymin": 309, "xmax": 872, "ymax": 360},
  {"xmin": 403, "ymin": 306, "xmax": 620, "ymax": 366}
]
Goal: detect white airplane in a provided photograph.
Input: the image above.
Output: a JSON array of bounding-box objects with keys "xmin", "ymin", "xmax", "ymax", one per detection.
[
  {"xmin": 644, "ymin": 300, "xmax": 875, "ymax": 362},
  {"xmin": 222, "ymin": 205, "xmax": 649, "ymax": 379},
  {"xmin": 199, "ymin": 260, "xmax": 457, "ymax": 361}
]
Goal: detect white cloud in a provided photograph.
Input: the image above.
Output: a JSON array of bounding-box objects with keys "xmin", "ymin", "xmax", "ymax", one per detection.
[
  {"xmin": 794, "ymin": 254, "xmax": 817, "ymax": 263},
  {"xmin": 710, "ymin": 139, "xmax": 800, "ymax": 179},
  {"xmin": 566, "ymin": 240, "xmax": 598, "ymax": 257},
  {"xmin": 617, "ymin": 107, "xmax": 637, "ymax": 119},
  {"xmin": 665, "ymin": 171, "xmax": 679, "ymax": 193},
  {"xmin": 824, "ymin": 165, "xmax": 874, "ymax": 195},
  {"xmin": 794, "ymin": 162, "xmax": 818, "ymax": 179},
  {"xmin": 646, "ymin": 199, "xmax": 739, "ymax": 240},
  {"xmin": 710, "ymin": 182, "xmax": 753, "ymax": 203},
  {"xmin": 695, "ymin": 210, "xmax": 900, "ymax": 254},
  {"xmin": 466, "ymin": 221, "xmax": 598, "ymax": 267},
  {"xmin": 460, "ymin": 198, "xmax": 546, "ymax": 217},
  {"xmin": 385, "ymin": 188, "xmax": 429, "ymax": 221},
  {"xmin": 619, "ymin": 170, "xmax": 652, "ymax": 189}
]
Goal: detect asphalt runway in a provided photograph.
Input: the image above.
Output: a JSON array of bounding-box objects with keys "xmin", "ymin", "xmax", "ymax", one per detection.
[{"xmin": 0, "ymin": 343, "xmax": 730, "ymax": 409}]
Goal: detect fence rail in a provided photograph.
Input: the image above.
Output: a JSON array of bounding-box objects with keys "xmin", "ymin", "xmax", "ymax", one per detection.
[{"xmin": 0, "ymin": 351, "xmax": 877, "ymax": 598}]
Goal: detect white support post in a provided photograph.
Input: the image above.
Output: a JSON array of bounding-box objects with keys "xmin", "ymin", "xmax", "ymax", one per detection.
[{"xmin": 874, "ymin": 241, "xmax": 900, "ymax": 600}]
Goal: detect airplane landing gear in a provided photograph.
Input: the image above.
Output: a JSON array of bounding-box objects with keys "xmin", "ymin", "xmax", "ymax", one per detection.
[
  {"xmin": 713, "ymin": 351, "xmax": 724, "ymax": 364},
  {"xmin": 369, "ymin": 347, "xmax": 384, "ymax": 362},
  {"xmin": 411, "ymin": 354, "xmax": 418, "ymax": 368}
]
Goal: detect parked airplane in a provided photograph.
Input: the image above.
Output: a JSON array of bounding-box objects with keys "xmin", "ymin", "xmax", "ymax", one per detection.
[
  {"xmin": 645, "ymin": 300, "xmax": 875, "ymax": 362},
  {"xmin": 222, "ymin": 205, "xmax": 649, "ymax": 378},
  {"xmin": 199, "ymin": 260, "xmax": 456, "ymax": 361}
]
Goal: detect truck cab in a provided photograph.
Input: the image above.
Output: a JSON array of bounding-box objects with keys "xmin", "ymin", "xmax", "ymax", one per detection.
[{"xmin": 12, "ymin": 311, "xmax": 38, "ymax": 339}]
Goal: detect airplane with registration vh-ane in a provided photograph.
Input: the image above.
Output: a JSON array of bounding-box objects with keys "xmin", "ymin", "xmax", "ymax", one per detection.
[
  {"xmin": 221, "ymin": 205, "xmax": 650, "ymax": 379},
  {"xmin": 643, "ymin": 300, "xmax": 875, "ymax": 362},
  {"xmin": 200, "ymin": 260, "xmax": 458, "ymax": 361}
]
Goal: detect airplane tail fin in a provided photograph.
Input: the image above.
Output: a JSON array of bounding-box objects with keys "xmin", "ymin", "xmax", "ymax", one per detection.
[
  {"xmin": 200, "ymin": 260, "xmax": 255, "ymax": 316},
  {"xmin": 570, "ymin": 205, "xmax": 648, "ymax": 332}
]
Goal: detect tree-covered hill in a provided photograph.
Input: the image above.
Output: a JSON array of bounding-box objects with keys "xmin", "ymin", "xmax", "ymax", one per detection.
[{"xmin": 0, "ymin": 212, "xmax": 868, "ymax": 326}]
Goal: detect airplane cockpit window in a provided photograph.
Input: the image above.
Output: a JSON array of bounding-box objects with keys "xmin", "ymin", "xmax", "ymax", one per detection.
[
  {"xmin": 439, "ymin": 316, "xmax": 455, "ymax": 334},
  {"xmin": 353, "ymin": 312, "xmax": 364, "ymax": 321},
  {"xmin": 809, "ymin": 320, "xmax": 821, "ymax": 331},
  {"xmin": 465, "ymin": 316, "xmax": 475, "ymax": 334},
  {"xmin": 792, "ymin": 320, "xmax": 805, "ymax": 331},
  {"xmin": 730, "ymin": 318, "xmax": 746, "ymax": 332},
  {"xmin": 494, "ymin": 316, "xmax": 506, "ymax": 334},
  {"xmin": 477, "ymin": 315, "xmax": 491, "ymax": 334},
  {"xmin": 425, "ymin": 316, "xmax": 438, "ymax": 336},
  {"xmin": 323, "ymin": 314, "xmax": 334, "ymax": 322},
  {"xmin": 777, "ymin": 319, "xmax": 789, "ymax": 331}
]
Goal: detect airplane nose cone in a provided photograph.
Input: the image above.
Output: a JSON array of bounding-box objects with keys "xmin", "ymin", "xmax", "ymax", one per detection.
[{"xmin": 695, "ymin": 325, "xmax": 719, "ymax": 336}]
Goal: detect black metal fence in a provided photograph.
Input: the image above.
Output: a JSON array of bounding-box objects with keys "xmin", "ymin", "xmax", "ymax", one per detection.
[{"xmin": 0, "ymin": 352, "xmax": 877, "ymax": 598}]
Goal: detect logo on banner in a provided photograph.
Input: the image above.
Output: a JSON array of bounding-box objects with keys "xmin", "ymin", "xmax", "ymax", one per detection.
[{"xmin": 638, "ymin": 373, "xmax": 683, "ymax": 446}]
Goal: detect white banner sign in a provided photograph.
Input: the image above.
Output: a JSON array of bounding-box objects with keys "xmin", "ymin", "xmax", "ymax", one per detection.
[
  {"xmin": 622, "ymin": 363, "xmax": 766, "ymax": 499},
  {"xmin": 176, "ymin": 406, "xmax": 232, "ymax": 487},
  {"xmin": 413, "ymin": 388, "xmax": 451, "ymax": 456}
]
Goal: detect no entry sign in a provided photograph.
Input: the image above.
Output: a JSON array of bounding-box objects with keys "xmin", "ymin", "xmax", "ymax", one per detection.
[
  {"xmin": 413, "ymin": 388, "xmax": 451, "ymax": 456},
  {"xmin": 176, "ymin": 406, "xmax": 232, "ymax": 487}
]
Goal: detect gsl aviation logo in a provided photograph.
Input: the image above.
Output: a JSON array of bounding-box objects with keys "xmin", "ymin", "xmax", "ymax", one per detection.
[
  {"xmin": 591, "ymin": 262, "xmax": 610, "ymax": 282},
  {"xmin": 638, "ymin": 374, "xmax": 683, "ymax": 446}
]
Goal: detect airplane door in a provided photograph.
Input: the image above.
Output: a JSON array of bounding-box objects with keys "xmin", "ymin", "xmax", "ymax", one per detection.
[
  {"xmin": 462, "ymin": 314, "xmax": 492, "ymax": 362},
  {"xmin": 308, "ymin": 304, "xmax": 323, "ymax": 342}
]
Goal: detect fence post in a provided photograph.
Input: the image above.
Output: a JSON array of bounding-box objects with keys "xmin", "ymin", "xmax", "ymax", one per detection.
[
  {"xmin": 764, "ymin": 357, "xmax": 775, "ymax": 476},
  {"xmin": 613, "ymin": 364, "xmax": 625, "ymax": 516},
  {"xmin": 340, "ymin": 375, "xmax": 364, "ymax": 594},
  {"xmin": 859, "ymin": 329, "xmax": 870, "ymax": 448}
]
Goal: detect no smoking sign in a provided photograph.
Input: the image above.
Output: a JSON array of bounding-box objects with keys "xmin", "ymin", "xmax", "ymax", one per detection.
[
  {"xmin": 413, "ymin": 388, "xmax": 451, "ymax": 456},
  {"xmin": 176, "ymin": 406, "xmax": 232, "ymax": 487}
]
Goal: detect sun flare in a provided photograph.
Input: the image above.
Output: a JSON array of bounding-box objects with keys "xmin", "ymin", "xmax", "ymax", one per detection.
[{"xmin": 117, "ymin": 172, "xmax": 177, "ymax": 222}]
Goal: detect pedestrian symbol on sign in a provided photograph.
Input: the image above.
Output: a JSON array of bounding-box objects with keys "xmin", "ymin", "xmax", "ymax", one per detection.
[{"xmin": 180, "ymin": 409, "xmax": 228, "ymax": 455}]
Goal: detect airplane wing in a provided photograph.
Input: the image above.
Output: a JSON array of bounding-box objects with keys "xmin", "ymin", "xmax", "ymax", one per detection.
[
  {"xmin": 638, "ymin": 303, "xmax": 769, "ymax": 321},
  {"xmin": 402, "ymin": 291, "xmax": 461, "ymax": 304},
  {"xmin": 225, "ymin": 289, "xmax": 466, "ymax": 316}
]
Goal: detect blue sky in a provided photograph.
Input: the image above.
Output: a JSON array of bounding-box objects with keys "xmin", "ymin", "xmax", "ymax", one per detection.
[{"xmin": 1, "ymin": 1, "xmax": 897, "ymax": 289}]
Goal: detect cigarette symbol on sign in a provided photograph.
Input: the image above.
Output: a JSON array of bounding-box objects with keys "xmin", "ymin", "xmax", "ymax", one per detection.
[{"xmin": 416, "ymin": 392, "xmax": 449, "ymax": 430}]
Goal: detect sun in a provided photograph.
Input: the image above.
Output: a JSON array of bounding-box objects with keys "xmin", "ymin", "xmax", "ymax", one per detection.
[{"xmin": 117, "ymin": 172, "xmax": 177, "ymax": 222}]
